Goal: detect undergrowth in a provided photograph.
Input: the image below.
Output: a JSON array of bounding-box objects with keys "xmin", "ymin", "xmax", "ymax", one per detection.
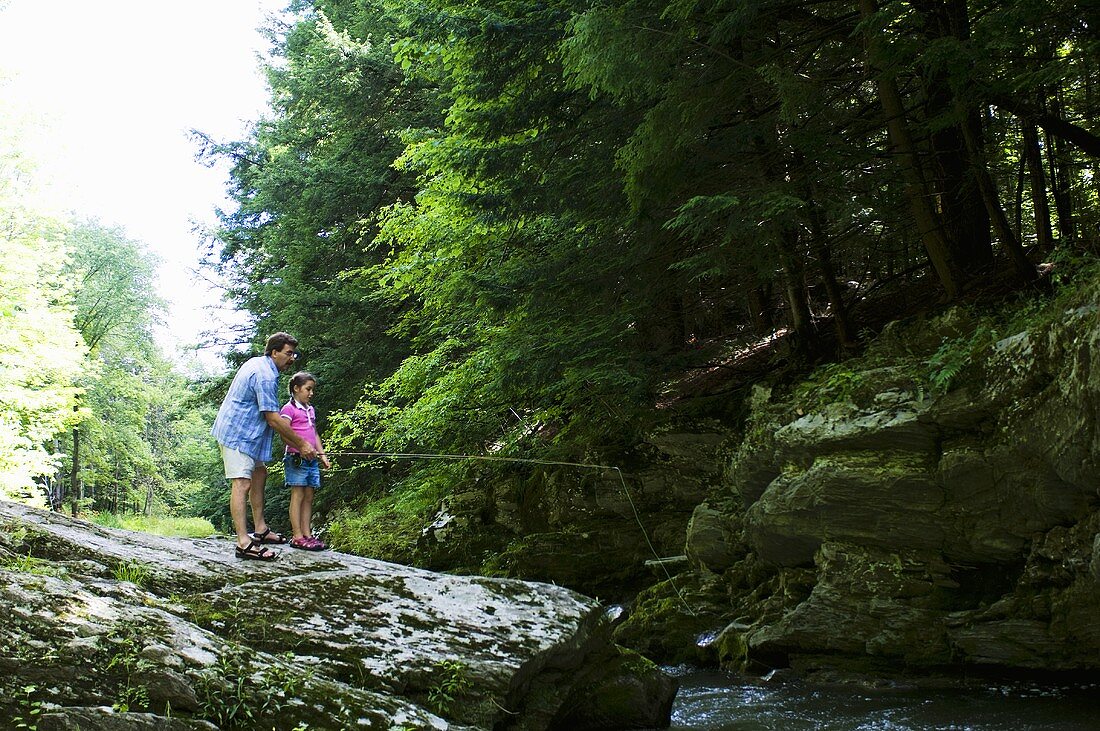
[
  {"xmin": 325, "ymin": 473, "xmax": 449, "ymax": 562},
  {"xmin": 793, "ymin": 257, "xmax": 1100, "ymax": 408}
]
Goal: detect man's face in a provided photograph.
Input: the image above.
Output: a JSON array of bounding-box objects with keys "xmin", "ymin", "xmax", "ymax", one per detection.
[{"xmin": 271, "ymin": 344, "xmax": 298, "ymax": 372}]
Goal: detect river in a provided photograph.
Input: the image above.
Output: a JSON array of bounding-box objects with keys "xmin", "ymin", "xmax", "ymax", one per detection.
[{"xmin": 665, "ymin": 666, "xmax": 1100, "ymax": 730}]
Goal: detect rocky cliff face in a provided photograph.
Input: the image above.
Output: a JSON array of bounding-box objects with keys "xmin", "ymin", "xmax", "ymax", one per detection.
[
  {"xmin": 418, "ymin": 429, "xmax": 726, "ymax": 601},
  {"xmin": 619, "ymin": 290, "xmax": 1100, "ymax": 677},
  {"xmin": 0, "ymin": 501, "xmax": 675, "ymax": 730}
]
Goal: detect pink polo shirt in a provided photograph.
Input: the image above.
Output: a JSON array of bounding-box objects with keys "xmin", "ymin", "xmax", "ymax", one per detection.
[{"xmin": 279, "ymin": 400, "xmax": 320, "ymax": 454}]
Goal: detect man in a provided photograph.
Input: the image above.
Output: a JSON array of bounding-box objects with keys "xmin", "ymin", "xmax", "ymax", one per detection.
[{"xmin": 212, "ymin": 332, "xmax": 318, "ymax": 560}]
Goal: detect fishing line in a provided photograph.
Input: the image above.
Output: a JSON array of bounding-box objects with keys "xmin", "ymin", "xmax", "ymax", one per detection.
[{"xmin": 323, "ymin": 450, "xmax": 697, "ymax": 616}]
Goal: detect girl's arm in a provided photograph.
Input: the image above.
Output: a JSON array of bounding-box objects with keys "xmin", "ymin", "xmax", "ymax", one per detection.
[
  {"xmin": 317, "ymin": 435, "xmax": 331, "ymax": 469},
  {"xmin": 264, "ymin": 411, "xmax": 317, "ymax": 458}
]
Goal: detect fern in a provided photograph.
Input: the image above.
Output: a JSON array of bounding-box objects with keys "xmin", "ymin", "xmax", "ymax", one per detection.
[{"xmin": 925, "ymin": 322, "xmax": 997, "ymax": 394}]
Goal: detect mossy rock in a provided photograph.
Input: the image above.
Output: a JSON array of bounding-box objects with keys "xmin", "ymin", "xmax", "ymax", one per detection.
[
  {"xmin": 483, "ymin": 530, "xmax": 651, "ymax": 599},
  {"xmin": 613, "ymin": 572, "xmax": 730, "ymax": 664},
  {"xmin": 548, "ymin": 646, "xmax": 677, "ymax": 730}
]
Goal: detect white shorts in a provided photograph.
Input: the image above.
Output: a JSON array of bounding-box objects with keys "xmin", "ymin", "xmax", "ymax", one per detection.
[{"xmin": 220, "ymin": 445, "xmax": 258, "ymax": 480}]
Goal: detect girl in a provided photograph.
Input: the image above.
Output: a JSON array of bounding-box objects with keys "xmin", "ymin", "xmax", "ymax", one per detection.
[{"xmin": 280, "ymin": 371, "xmax": 331, "ymax": 550}]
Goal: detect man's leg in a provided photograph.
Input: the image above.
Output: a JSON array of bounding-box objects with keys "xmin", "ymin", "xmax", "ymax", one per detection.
[
  {"xmin": 230, "ymin": 477, "xmax": 253, "ymax": 548},
  {"xmin": 247, "ymin": 462, "xmax": 271, "ymax": 535},
  {"xmin": 223, "ymin": 445, "xmax": 258, "ymax": 548}
]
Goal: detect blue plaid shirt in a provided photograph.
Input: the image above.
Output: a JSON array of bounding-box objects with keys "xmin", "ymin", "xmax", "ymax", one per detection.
[{"xmin": 211, "ymin": 355, "xmax": 281, "ymax": 461}]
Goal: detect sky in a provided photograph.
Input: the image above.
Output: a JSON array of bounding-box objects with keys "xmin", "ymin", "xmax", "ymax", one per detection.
[{"xmin": 0, "ymin": 0, "xmax": 287, "ymax": 373}]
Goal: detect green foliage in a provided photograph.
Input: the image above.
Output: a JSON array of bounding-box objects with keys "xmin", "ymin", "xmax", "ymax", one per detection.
[
  {"xmin": 91, "ymin": 512, "xmax": 216, "ymax": 538},
  {"xmin": 65, "ymin": 220, "xmax": 161, "ymax": 352},
  {"xmin": 112, "ymin": 559, "xmax": 151, "ymax": 587},
  {"xmin": 926, "ymin": 321, "xmax": 999, "ymax": 394},
  {"xmin": 0, "ymin": 122, "xmax": 86, "ymax": 505},
  {"xmin": 194, "ymin": 646, "xmax": 309, "ymax": 729},
  {"xmin": 324, "ymin": 473, "xmax": 447, "ymax": 562},
  {"xmin": 57, "ymin": 221, "xmax": 196, "ymax": 516},
  {"xmin": 0, "ymin": 553, "xmax": 63, "ymax": 578},
  {"xmin": 1, "ymin": 123, "xmax": 220, "ymax": 518},
  {"xmin": 793, "ymin": 362, "xmax": 867, "ymax": 410},
  {"xmin": 203, "ymin": 0, "xmax": 1100, "ymax": 576},
  {"xmin": 99, "ymin": 622, "xmax": 156, "ymax": 714},
  {"xmin": 11, "ymin": 684, "xmax": 42, "ymax": 730},
  {"xmin": 427, "ymin": 658, "xmax": 472, "ymax": 715}
]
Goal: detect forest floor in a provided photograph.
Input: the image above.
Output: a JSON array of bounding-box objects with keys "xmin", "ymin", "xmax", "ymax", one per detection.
[{"xmin": 658, "ymin": 264, "xmax": 1048, "ymax": 409}]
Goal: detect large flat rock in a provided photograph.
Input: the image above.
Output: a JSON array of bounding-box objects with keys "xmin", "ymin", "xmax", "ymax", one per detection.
[{"xmin": 0, "ymin": 500, "xmax": 674, "ymax": 730}]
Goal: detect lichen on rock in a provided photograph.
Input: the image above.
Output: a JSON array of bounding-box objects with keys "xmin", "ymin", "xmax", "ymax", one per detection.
[{"xmin": 0, "ymin": 500, "xmax": 675, "ymax": 730}]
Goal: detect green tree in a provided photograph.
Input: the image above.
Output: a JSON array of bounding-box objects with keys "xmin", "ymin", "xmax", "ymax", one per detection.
[
  {"xmin": 0, "ymin": 126, "xmax": 86, "ymax": 505},
  {"xmin": 58, "ymin": 221, "xmax": 166, "ymax": 514},
  {"xmin": 196, "ymin": 2, "xmax": 438, "ymax": 416},
  {"xmin": 205, "ymin": 0, "xmax": 1100, "ymax": 569}
]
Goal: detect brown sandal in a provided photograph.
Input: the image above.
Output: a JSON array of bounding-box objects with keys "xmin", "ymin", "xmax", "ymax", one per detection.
[
  {"xmin": 235, "ymin": 539, "xmax": 277, "ymax": 561},
  {"xmin": 250, "ymin": 528, "xmax": 287, "ymax": 545}
]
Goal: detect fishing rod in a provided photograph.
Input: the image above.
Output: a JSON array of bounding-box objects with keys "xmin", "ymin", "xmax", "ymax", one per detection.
[{"xmin": 320, "ymin": 449, "xmax": 697, "ymax": 616}]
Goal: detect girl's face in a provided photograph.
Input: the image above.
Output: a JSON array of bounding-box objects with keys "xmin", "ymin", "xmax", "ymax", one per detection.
[{"xmin": 293, "ymin": 380, "xmax": 316, "ymax": 405}]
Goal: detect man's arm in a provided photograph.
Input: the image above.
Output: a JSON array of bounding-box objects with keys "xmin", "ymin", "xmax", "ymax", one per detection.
[{"xmin": 264, "ymin": 411, "xmax": 318, "ymax": 459}]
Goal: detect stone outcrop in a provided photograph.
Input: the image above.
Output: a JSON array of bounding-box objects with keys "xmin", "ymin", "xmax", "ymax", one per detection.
[
  {"xmin": 417, "ymin": 426, "xmax": 728, "ymax": 600},
  {"xmin": 616, "ymin": 290, "xmax": 1100, "ymax": 677},
  {"xmin": 0, "ymin": 501, "xmax": 675, "ymax": 730}
]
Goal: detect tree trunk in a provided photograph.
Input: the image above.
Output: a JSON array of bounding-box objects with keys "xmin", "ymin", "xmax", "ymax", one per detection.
[
  {"xmin": 804, "ymin": 186, "xmax": 857, "ymax": 350},
  {"xmin": 636, "ymin": 223, "xmax": 687, "ymax": 353},
  {"xmin": 929, "ymin": 112, "xmax": 992, "ymax": 273},
  {"xmin": 992, "ymin": 93, "xmax": 1100, "ymax": 159},
  {"xmin": 1022, "ymin": 122, "xmax": 1055, "ymax": 255},
  {"xmin": 747, "ymin": 282, "xmax": 774, "ymax": 336},
  {"xmin": 69, "ymin": 425, "xmax": 80, "ymax": 518},
  {"xmin": 1014, "ymin": 139, "xmax": 1025, "ymax": 237},
  {"xmin": 777, "ymin": 225, "xmax": 815, "ymax": 360},
  {"xmin": 859, "ymin": 0, "xmax": 963, "ymax": 299},
  {"xmin": 960, "ymin": 115, "xmax": 1037, "ymax": 282},
  {"xmin": 51, "ymin": 437, "xmax": 63, "ymax": 511},
  {"xmin": 912, "ymin": 0, "xmax": 993, "ymax": 274},
  {"xmin": 1045, "ymin": 92, "xmax": 1075, "ymax": 244}
]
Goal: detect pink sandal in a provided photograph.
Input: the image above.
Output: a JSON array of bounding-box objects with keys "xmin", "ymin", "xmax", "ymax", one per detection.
[{"xmin": 290, "ymin": 536, "xmax": 324, "ymax": 551}]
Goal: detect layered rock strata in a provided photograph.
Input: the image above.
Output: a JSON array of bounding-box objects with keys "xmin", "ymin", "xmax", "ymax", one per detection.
[{"xmin": 624, "ymin": 298, "xmax": 1100, "ymax": 676}]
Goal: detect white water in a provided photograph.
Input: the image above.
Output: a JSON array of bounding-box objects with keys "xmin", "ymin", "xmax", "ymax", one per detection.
[{"xmin": 665, "ymin": 667, "xmax": 1100, "ymax": 730}]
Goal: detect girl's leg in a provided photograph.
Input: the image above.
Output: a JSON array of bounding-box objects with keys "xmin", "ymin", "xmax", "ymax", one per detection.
[
  {"xmin": 289, "ymin": 486, "xmax": 305, "ymax": 540},
  {"xmin": 301, "ymin": 487, "xmax": 315, "ymax": 538}
]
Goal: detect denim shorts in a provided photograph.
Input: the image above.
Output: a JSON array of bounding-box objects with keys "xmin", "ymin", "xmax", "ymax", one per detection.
[{"xmin": 284, "ymin": 454, "xmax": 321, "ymax": 488}]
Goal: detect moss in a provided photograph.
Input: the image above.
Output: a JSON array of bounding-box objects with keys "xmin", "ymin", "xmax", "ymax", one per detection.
[
  {"xmin": 807, "ymin": 450, "xmax": 936, "ymax": 478},
  {"xmin": 583, "ymin": 675, "xmax": 646, "ymax": 718},
  {"xmin": 481, "ymin": 530, "xmax": 648, "ymax": 598},
  {"xmin": 177, "ymin": 593, "xmax": 293, "ymax": 647},
  {"xmin": 613, "ymin": 573, "xmax": 729, "ymax": 665},
  {"xmin": 716, "ymin": 627, "xmax": 750, "ymax": 670}
]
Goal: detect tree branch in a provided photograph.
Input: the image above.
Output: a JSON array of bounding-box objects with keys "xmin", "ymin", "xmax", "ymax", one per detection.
[{"xmin": 991, "ymin": 95, "xmax": 1100, "ymax": 158}]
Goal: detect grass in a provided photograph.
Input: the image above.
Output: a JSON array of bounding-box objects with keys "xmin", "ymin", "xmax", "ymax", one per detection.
[
  {"xmin": 1, "ymin": 553, "xmax": 65, "ymax": 577},
  {"xmin": 90, "ymin": 512, "xmax": 216, "ymax": 538},
  {"xmin": 112, "ymin": 559, "xmax": 151, "ymax": 587}
]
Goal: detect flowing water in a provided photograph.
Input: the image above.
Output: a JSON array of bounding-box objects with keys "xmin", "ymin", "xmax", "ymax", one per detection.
[{"xmin": 664, "ymin": 667, "xmax": 1100, "ymax": 730}]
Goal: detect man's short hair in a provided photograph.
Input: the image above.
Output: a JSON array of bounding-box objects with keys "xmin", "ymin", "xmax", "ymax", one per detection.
[{"xmin": 265, "ymin": 332, "xmax": 299, "ymax": 356}]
